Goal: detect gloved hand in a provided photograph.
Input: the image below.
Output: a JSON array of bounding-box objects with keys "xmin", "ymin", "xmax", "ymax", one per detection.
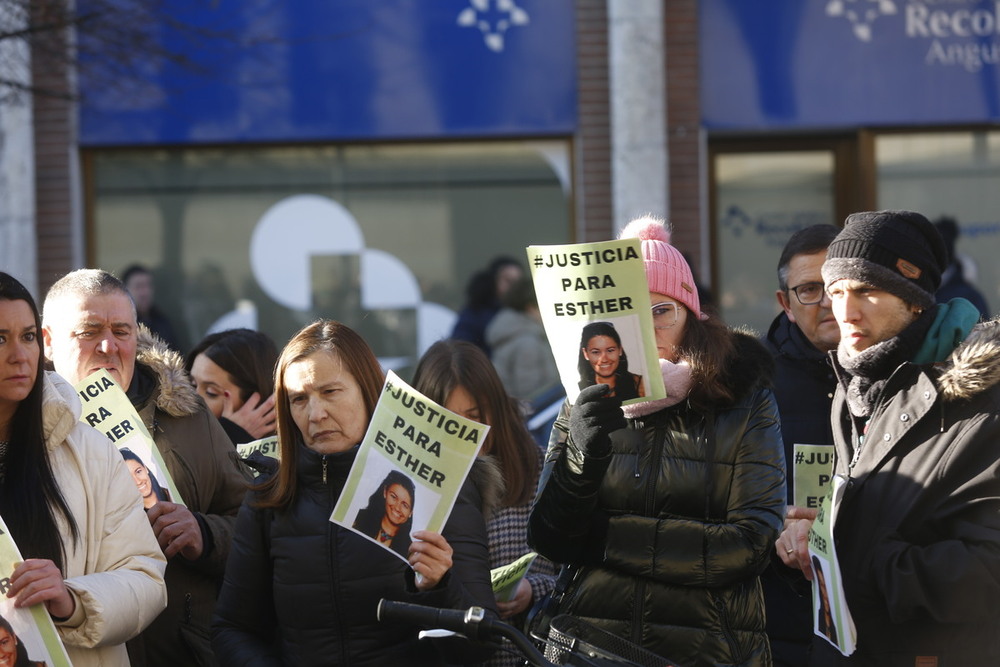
[{"xmin": 569, "ymin": 384, "xmax": 626, "ymax": 458}]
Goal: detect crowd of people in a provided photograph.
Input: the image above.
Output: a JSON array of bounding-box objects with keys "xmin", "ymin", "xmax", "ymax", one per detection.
[{"xmin": 0, "ymin": 208, "xmax": 996, "ymax": 666}]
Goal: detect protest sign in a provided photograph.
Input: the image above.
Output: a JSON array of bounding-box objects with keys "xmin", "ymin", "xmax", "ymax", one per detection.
[
  {"xmin": 491, "ymin": 552, "xmax": 538, "ymax": 603},
  {"xmin": 235, "ymin": 436, "xmax": 280, "ymax": 477},
  {"xmin": 792, "ymin": 444, "xmax": 834, "ymax": 509},
  {"xmin": 808, "ymin": 476, "xmax": 857, "ymax": 655},
  {"xmin": 329, "ymin": 371, "xmax": 488, "ymax": 563},
  {"xmin": 74, "ymin": 370, "xmax": 185, "ymax": 507},
  {"xmin": 0, "ymin": 514, "xmax": 72, "ymax": 667},
  {"xmin": 526, "ymin": 239, "xmax": 665, "ymax": 405}
]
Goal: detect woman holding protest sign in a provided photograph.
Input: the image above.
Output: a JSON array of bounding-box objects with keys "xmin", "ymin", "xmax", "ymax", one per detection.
[
  {"xmin": 211, "ymin": 319, "xmax": 497, "ymax": 665},
  {"xmin": 528, "ymin": 217, "xmax": 786, "ymax": 667},
  {"xmin": 0, "ymin": 272, "xmax": 166, "ymax": 667},
  {"xmin": 413, "ymin": 339, "xmax": 557, "ymax": 667}
]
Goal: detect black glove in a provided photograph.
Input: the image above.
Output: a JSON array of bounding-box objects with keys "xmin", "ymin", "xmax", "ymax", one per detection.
[{"xmin": 569, "ymin": 384, "xmax": 626, "ymax": 458}]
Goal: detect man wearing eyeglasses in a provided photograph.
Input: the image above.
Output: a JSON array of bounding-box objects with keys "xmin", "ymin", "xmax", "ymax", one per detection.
[{"xmin": 763, "ymin": 223, "xmax": 841, "ymax": 666}]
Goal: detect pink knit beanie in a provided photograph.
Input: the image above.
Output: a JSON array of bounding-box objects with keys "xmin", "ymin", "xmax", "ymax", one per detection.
[{"xmin": 619, "ymin": 216, "xmax": 703, "ymax": 319}]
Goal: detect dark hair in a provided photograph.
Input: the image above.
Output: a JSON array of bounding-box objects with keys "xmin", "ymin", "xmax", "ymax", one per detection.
[
  {"xmin": 0, "ymin": 615, "xmax": 32, "ymax": 664},
  {"xmin": 676, "ymin": 312, "xmax": 738, "ymax": 411},
  {"xmin": 577, "ymin": 321, "xmax": 634, "ymax": 389},
  {"xmin": 464, "ymin": 256, "xmax": 523, "ymax": 309},
  {"xmin": 257, "ymin": 320, "xmax": 384, "ymax": 511},
  {"xmin": 185, "ymin": 328, "xmax": 279, "ymax": 404},
  {"xmin": 120, "ymin": 447, "xmax": 168, "ymax": 502},
  {"xmin": 412, "ymin": 339, "xmax": 537, "ymax": 507},
  {"xmin": 776, "ymin": 224, "xmax": 841, "ymax": 290},
  {"xmin": 120, "ymin": 263, "xmax": 151, "ymax": 285},
  {"xmin": 500, "ymin": 275, "xmax": 538, "ymax": 312},
  {"xmin": 353, "ymin": 470, "xmax": 417, "ymax": 542},
  {"xmin": 0, "ymin": 272, "xmax": 79, "ymax": 571}
]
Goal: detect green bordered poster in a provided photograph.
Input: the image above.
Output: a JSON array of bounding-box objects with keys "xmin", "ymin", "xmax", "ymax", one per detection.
[
  {"xmin": 329, "ymin": 371, "xmax": 488, "ymax": 563},
  {"xmin": 491, "ymin": 552, "xmax": 538, "ymax": 603},
  {"xmin": 235, "ymin": 436, "xmax": 280, "ymax": 477},
  {"xmin": 74, "ymin": 370, "xmax": 186, "ymax": 507},
  {"xmin": 792, "ymin": 443, "xmax": 835, "ymax": 510},
  {"xmin": 0, "ymin": 514, "xmax": 72, "ymax": 666},
  {"xmin": 808, "ymin": 476, "xmax": 857, "ymax": 655},
  {"xmin": 526, "ymin": 239, "xmax": 666, "ymax": 405}
]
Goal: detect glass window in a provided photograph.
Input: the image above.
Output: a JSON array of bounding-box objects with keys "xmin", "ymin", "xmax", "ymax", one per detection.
[
  {"xmin": 876, "ymin": 131, "xmax": 1000, "ymax": 318},
  {"xmin": 714, "ymin": 151, "xmax": 836, "ymax": 335},
  {"xmin": 89, "ymin": 141, "xmax": 571, "ymax": 376}
]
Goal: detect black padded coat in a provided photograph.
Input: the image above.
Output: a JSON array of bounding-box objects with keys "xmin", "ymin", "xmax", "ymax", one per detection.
[
  {"xmin": 212, "ymin": 443, "xmax": 498, "ymax": 666},
  {"xmin": 528, "ymin": 332, "xmax": 786, "ymax": 667}
]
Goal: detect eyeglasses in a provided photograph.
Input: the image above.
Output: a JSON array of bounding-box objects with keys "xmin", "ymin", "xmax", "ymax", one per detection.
[
  {"xmin": 651, "ymin": 301, "xmax": 681, "ymax": 329},
  {"xmin": 787, "ymin": 281, "xmax": 826, "ymax": 306}
]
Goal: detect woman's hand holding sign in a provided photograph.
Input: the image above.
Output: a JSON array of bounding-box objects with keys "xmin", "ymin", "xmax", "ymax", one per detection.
[{"xmin": 409, "ymin": 530, "xmax": 454, "ymax": 591}]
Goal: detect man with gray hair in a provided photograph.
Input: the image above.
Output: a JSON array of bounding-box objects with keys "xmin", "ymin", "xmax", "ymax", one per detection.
[
  {"xmin": 778, "ymin": 211, "xmax": 999, "ymax": 665},
  {"xmin": 43, "ymin": 268, "xmax": 250, "ymax": 667}
]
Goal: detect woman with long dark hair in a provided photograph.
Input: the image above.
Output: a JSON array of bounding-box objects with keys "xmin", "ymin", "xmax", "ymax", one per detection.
[
  {"xmin": 0, "ymin": 272, "xmax": 166, "ymax": 666},
  {"xmin": 529, "ymin": 218, "xmax": 786, "ymax": 667},
  {"xmin": 352, "ymin": 470, "xmax": 416, "ymax": 558},
  {"xmin": 413, "ymin": 339, "xmax": 558, "ymax": 667},
  {"xmin": 185, "ymin": 328, "xmax": 279, "ymax": 444}
]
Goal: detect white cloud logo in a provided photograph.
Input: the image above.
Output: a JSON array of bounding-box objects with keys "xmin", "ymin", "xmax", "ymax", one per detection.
[
  {"xmin": 826, "ymin": 0, "xmax": 897, "ymax": 42},
  {"xmin": 205, "ymin": 194, "xmax": 457, "ymax": 370}
]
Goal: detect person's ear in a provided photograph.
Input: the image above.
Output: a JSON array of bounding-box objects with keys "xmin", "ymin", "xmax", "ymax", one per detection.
[
  {"xmin": 42, "ymin": 325, "xmax": 55, "ymax": 360},
  {"xmin": 776, "ymin": 290, "xmax": 795, "ymax": 320}
]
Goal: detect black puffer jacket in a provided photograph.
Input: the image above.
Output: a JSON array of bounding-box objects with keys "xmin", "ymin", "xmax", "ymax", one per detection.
[
  {"xmin": 763, "ymin": 312, "xmax": 837, "ymax": 666},
  {"xmin": 529, "ymin": 332, "xmax": 786, "ymax": 667},
  {"xmin": 212, "ymin": 444, "xmax": 500, "ymax": 666}
]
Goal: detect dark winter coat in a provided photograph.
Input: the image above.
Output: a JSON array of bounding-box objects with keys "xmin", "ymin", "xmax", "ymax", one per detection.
[
  {"xmin": 811, "ymin": 319, "xmax": 1000, "ymax": 666},
  {"xmin": 211, "ymin": 444, "xmax": 502, "ymax": 666},
  {"xmin": 528, "ymin": 332, "xmax": 786, "ymax": 667},
  {"xmin": 126, "ymin": 328, "xmax": 253, "ymax": 667},
  {"xmin": 764, "ymin": 312, "xmax": 837, "ymax": 666}
]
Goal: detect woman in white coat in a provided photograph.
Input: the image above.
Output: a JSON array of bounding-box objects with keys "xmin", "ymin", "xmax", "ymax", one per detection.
[{"xmin": 0, "ymin": 271, "xmax": 166, "ymax": 666}]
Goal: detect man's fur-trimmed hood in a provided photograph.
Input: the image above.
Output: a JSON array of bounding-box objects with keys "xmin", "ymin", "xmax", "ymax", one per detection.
[
  {"xmin": 135, "ymin": 325, "xmax": 203, "ymax": 418},
  {"xmin": 937, "ymin": 319, "xmax": 1000, "ymax": 402}
]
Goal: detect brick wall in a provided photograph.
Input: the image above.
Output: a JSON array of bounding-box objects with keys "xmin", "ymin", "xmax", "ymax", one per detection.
[
  {"xmin": 574, "ymin": 0, "xmax": 612, "ymax": 242},
  {"xmin": 31, "ymin": 17, "xmax": 77, "ymax": 298},
  {"xmin": 575, "ymin": 0, "xmax": 704, "ymax": 264},
  {"xmin": 664, "ymin": 0, "xmax": 703, "ymax": 265}
]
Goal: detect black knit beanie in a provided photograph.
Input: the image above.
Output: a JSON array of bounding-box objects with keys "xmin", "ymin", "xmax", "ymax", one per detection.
[{"xmin": 821, "ymin": 210, "xmax": 947, "ymax": 309}]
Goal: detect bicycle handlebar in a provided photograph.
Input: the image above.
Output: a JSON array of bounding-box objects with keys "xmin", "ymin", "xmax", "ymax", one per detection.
[{"xmin": 376, "ymin": 599, "xmax": 554, "ymax": 666}]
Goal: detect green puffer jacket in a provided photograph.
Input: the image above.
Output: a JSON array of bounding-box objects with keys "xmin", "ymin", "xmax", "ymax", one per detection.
[
  {"xmin": 126, "ymin": 327, "xmax": 253, "ymax": 667},
  {"xmin": 529, "ymin": 332, "xmax": 786, "ymax": 667}
]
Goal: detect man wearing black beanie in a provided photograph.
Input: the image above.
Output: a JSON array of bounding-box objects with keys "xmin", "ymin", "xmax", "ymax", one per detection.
[{"xmin": 776, "ymin": 210, "xmax": 1000, "ymax": 666}]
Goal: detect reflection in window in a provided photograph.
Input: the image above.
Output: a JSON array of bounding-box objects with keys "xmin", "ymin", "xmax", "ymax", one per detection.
[{"xmin": 90, "ymin": 142, "xmax": 571, "ymax": 375}]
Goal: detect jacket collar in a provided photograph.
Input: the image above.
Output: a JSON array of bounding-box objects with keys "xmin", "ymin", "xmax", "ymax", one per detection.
[{"xmin": 129, "ymin": 325, "xmax": 202, "ymax": 418}]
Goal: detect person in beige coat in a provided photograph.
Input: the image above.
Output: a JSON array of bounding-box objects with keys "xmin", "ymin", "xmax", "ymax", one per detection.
[
  {"xmin": 0, "ymin": 271, "xmax": 166, "ymax": 667},
  {"xmin": 42, "ymin": 269, "xmax": 251, "ymax": 666}
]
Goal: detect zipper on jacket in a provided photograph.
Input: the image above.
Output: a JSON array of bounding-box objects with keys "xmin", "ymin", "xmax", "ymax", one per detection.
[
  {"xmin": 630, "ymin": 423, "xmax": 664, "ymax": 643},
  {"xmin": 715, "ymin": 597, "xmax": 746, "ymax": 664},
  {"xmin": 322, "ymin": 455, "xmax": 328, "ymax": 484}
]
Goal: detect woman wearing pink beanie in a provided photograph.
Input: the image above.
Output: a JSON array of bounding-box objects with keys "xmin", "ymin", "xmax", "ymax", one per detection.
[{"xmin": 529, "ymin": 216, "xmax": 786, "ymax": 667}]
